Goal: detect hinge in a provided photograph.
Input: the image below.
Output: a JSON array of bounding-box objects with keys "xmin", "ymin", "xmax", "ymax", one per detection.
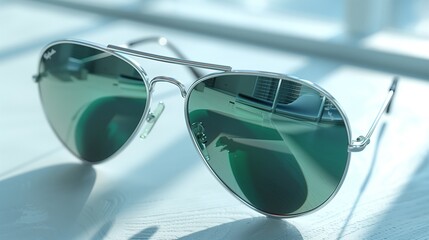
[
  {"xmin": 32, "ymin": 74, "xmax": 41, "ymax": 83},
  {"xmin": 348, "ymin": 136, "xmax": 370, "ymax": 152}
]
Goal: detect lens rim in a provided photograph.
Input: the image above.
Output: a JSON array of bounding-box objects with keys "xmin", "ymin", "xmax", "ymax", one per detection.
[
  {"xmin": 184, "ymin": 70, "xmax": 352, "ymax": 218},
  {"xmin": 37, "ymin": 39, "xmax": 151, "ymax": 164}
]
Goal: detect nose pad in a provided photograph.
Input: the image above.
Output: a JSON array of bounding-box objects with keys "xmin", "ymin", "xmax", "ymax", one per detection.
[
  {"xmin": 140, "ymin": 77, "xmax": 186, "ymax": 139},
  {"xmin": 191, "ymin": 122, "xmax": 210, "ymax": 161},
  {"xmin": 140, "ymin": 102, "xmax": 165, "ymax": 138}
]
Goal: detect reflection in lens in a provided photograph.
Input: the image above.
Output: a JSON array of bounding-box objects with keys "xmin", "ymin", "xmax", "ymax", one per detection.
[
  {"xmin": 187, "ymin": 74, "xmax": 349, "ymax": 216},
  {"xmin": 38, "ymin": 43, "xmax": 148, "ymax": 162}
]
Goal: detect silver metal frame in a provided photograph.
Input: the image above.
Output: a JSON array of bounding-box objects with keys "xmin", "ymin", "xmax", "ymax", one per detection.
[
  {"xmin": 348, "ymin": 77, "xmax": 398, "ymax": 152},
  {"xmin": 35, "ymin": 37, "xmax": 396, "ymax": 218},
  {"xmin": 107, "ymin": 44, "xmax": 232, "ymax": 72}
]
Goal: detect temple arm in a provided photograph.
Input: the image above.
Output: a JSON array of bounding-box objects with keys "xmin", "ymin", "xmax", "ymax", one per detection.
[
  {"xmin": 124, "ymin": 36, "xmax": 204, "ymax": 79},
  {"xmin": 348, "ymin": 77, "xmax": 399, "ymax": 152}
]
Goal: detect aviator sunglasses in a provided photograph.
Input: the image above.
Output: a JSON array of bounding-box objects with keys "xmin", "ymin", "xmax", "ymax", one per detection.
[{"xmin": 34, "ymin": 36, "xmax": 398, "ymax": 218}]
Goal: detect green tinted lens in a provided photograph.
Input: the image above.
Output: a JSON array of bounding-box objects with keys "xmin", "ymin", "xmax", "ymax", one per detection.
[
  {"xmin": 38, "ymin": 42, "xmax": 148, "ymax": 162},
  {"xmin": 187, "ymin": 74, "xmax": 349, "ymax": 216}
]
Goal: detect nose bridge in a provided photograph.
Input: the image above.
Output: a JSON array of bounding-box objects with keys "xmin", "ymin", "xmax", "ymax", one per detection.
[{"xmin": 150, "ymin": 76, "xmax": 187, "ymax": 98}]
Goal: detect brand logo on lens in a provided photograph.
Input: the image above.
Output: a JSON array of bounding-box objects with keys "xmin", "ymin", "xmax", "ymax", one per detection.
[{"xmin": 43, "ymin": 49, "xmax": 56, "ymax": 60}]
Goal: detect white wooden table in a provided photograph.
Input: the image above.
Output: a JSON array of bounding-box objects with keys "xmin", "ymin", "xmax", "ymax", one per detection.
[{"xmin": 1, "ymin": 2, "xmax": 429, "ymax": 239}]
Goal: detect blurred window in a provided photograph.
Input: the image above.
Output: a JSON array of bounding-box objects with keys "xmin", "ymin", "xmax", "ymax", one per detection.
[{"xmin": 390, "ymin": 0, "xmax": 429, "ymax": 37}]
